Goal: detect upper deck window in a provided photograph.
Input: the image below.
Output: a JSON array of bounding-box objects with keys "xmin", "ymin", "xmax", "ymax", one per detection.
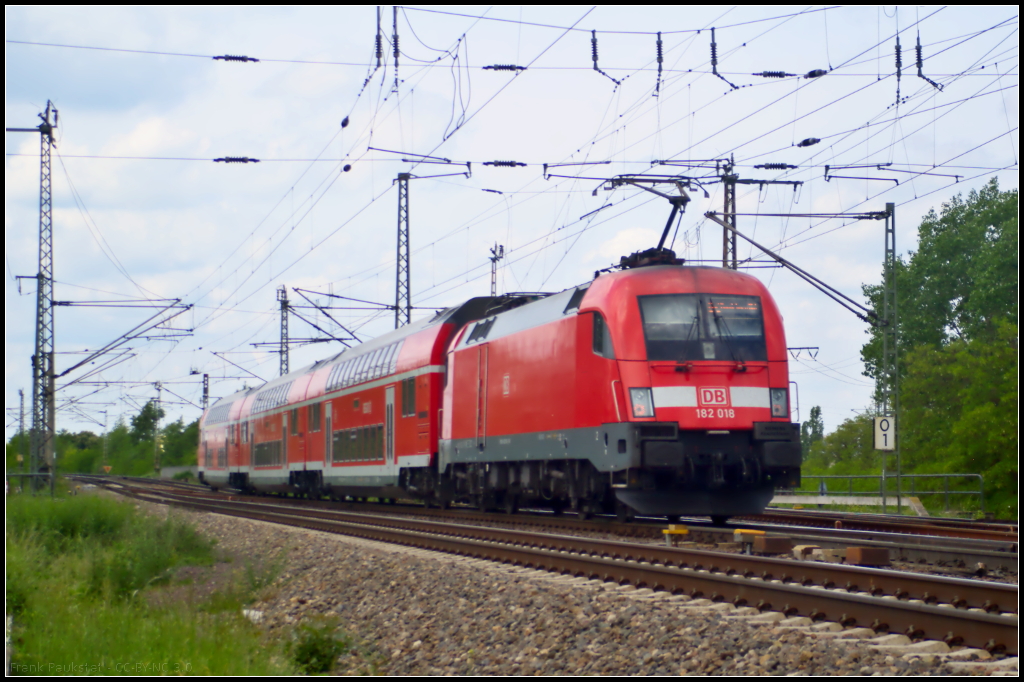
[{"xmin": 639, "ymin": 294, "xmax": 766, "ymax": 362}]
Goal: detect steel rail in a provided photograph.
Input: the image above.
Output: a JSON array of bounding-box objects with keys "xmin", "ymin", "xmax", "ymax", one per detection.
[{"xmin": 743, "ymin": 510, "xmax": 1018, "ymax": 543}]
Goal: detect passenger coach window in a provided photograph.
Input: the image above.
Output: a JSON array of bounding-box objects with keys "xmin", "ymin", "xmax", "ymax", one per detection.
[
  {"xmin": 402, "ymin": 377, "xmax": 416, "ymax": 417},
  {"xmin": 639, "ymin": 294, "xmax": 766, "ymax": 362},
  {"xmin": 308, "ymin": 403, "xmax": 321, "ymax": 432}
]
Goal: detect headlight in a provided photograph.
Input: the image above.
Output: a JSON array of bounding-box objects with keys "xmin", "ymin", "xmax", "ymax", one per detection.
[
  {"xmin": 770, "ymin": 388, "xmax": 788, "ymax": 418},
  {"xmin": 630, "ymin": 388, "xmax": 654, "ymax": 418}
]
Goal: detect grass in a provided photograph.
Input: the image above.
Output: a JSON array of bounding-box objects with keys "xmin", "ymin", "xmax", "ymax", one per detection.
[
  {"xmin": 202, "ymin": 555, "xmax": 286, "ymax": 614},
  {"xmin": 6, "ymin": 491, "xmax": 302, "ymax": 675}
]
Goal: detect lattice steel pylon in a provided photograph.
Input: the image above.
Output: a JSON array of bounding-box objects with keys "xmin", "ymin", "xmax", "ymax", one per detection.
[
  {"xmin": 278, "ymin": 285, "xmax": 290, "ymax": 375},
  {"xmin": 880, "ymin": 202, "xmax": 901, "ymax": 512},
  {"xmin": 153, "ymin": 382, "xmax": 162, "ymax": 474},
  {"xmin": 489, "ymin": 244, "xmax": 505, "ymax": 297},
  {"xmin": 7, "ymin": 102, "xmax": 59, "ymax": 489},
  {"xmin": 395, "ymin": 173, "xmax": 411, "ymax": 327},
  {"xmin": 721, "ymin": 157, "xmax": 738, "ymax": 269}
]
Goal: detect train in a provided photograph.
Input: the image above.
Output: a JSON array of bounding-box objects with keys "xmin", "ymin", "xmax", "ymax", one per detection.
[{"xmin": 198, "ymin": 248, "xmax": 802, "ymax": 521}]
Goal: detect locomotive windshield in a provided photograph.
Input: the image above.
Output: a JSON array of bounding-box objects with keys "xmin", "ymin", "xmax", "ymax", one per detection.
[{"xmin": 639, "ymin": 294, "xmax": 766, "ymax": 361}]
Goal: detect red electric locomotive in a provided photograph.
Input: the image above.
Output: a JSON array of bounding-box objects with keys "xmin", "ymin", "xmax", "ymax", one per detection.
[{"xmin": 198, "ymin": 250, "xmax": 801, "ymax": 521}]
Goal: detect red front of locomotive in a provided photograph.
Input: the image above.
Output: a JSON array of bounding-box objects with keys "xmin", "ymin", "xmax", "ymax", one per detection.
[
  {"xmin": 438, "ymin": 264, "xmax": 801, "ymax": 518},
  {"xmin": 583, "ymin": 265, "xmax": 801, "ymax": 516}
]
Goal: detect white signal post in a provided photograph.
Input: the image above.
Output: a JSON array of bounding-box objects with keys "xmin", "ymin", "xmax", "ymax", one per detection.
[
  {"xmin": 875, "ymin": 415, "xmax": 897, "ymax": 512},
  {"xmin": 874, "ymin": 416, "xmax": 896, "ymax": 451}
]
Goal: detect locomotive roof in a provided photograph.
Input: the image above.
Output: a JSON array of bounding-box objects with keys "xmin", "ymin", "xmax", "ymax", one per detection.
[{"xmin": 456, "ymin": 286, "xmax": 584, "ymax": 349}]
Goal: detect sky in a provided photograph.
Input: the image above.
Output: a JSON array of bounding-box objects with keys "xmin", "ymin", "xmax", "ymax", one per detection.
[{"xmin": 5, "ymin": 6, "xmax": 1019, "ymax": 440}]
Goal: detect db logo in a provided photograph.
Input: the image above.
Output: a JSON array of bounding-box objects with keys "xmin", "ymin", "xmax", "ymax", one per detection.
[{"xmin": 698, "ymin": 387, "xmax": 729, "ymax": 407}]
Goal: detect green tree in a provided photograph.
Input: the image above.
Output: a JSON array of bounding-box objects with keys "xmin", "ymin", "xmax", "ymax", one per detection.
[
  {"xmin": 897, "ymin": 320, "xmax": 1017, "ymax": 516},
  {"xmin": 852, "ymin": 177, "xmax": 1017, "ymax": 516},
  {"xmin": 862, "ymin": 178, "xmax": 1018, "ymax": 390},
  {"xmin": 802, "ymin": 412, "xmax": 879, "ymax": 476},
  {"xmin": 800, "ymin": 406, "xmax": 824, "ymax": 454},
  {"xmin": 129, "ymin": 400, "xmax": 166, "ymax": 445},
  {"xmin": 5, "ymin": 430, "xmax": 30, "ymax": 472},
  {"xmin": 161, "ymin": 418, "xmax": 199, "ymax": 467}
]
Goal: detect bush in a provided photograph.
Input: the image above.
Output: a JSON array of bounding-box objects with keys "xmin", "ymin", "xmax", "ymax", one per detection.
[{"xmin": 289, "ymin": 619, "xmax": 352, "ymax": 674}]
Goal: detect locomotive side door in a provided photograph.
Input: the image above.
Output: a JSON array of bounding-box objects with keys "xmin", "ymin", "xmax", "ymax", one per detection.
[
  {"xmin": 476, "ymin": 345, "xmax": 488, "ymax": 448},
  {"xmin": 281, "ymin": 412, "xmax": 288, "ymax": 467},
  {"xmin": 325, "ymin": 402, "xmax": 332, "ymax": 466},
  {"xmin": 385, "ymin": 385, "xmax": 396, "ymax": 476}
]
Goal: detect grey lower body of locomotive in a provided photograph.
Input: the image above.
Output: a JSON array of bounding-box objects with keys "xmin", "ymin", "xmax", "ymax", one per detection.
[{"xmin": 438, "ymin": 421, "xmax": 802, "ymax": 517}]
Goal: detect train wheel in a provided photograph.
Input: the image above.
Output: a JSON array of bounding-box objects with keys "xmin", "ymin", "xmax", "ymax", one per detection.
[
  {"xmin": 710, "ymin": 515, "xmax": 731, "ymax": 526},
  {"xmin": 503, "ymin": 494, "xmax": 520, "ymax": 515},
  {"xmin": 615, "ymin": 502, "xmax": 635, "ymax": 523},
  {"xmin": 666, "ymin": 515, "xmax": 681, "ymax": 524}
]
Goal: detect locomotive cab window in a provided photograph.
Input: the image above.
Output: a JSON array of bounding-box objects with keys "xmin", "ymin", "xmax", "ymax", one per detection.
[{"xmin": 639, "ymin": 294, "xmax": 766, "ymax": 362}]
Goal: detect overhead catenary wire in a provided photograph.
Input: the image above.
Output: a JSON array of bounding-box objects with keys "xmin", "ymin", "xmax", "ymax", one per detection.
[{"xmin": 8, "ymin": 6, "xmax": 1015, "ymax": 430}]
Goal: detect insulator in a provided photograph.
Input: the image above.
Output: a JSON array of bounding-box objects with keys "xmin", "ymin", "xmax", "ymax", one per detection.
[
  {"xmin": 591, "ymin": 30, "xmax": 599, "ymax": 64},
  {"xmin": 483, "ymin": 160, "xmax": 526, "ymax": 167},
  {"xmin": 341, "ymin": 116, "xmax": 350, "ymax": 128},
  {"xmin": 755, "ymin": 163, "xmax": 798, "ymax": 170},
  {"xmin": 804, "ymin": 69, "xmax": 827, "ymax": 79},
  {"xmin": 656, "ymin": 33, "xmax": 663, "ymax": 64},
  {"xmin": 394, "ymin": 34, "xmax": 400, "ymax": 59},
  {"xmin": 916, "ymin": 42, "xmax": 923, "ymax": 69},
  {"xmin": 756, "ymin": 71, "xmax": 791, "ymax": 79},
  {"xmin": 483, "ymin": 64, "xmax": 525, "ymax": 71},
  {"xmin": 895, "ymin": 40, "xmax": 902, "ymax": 71},
  {"xmin": 711, "ymin": 41, "xmax": 718, "ymax": 66},
  {"xmin": 214, "ymin": 157, "xmax": 260, "ymax": 163},
  {"xmin": 375, "ymin": 34, "xmax": 383, "ymax": 61},
  {"xmin": 213, "ymin": 55, "xmax": 259, "ymax": 62},
  {"xmin": 796, "ymin": 138, "xmax": 820, "ymax": 148}
]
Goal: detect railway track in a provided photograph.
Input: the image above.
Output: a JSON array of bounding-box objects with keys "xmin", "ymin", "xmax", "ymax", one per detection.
[
  {"xmin": 744, "ymin": 508, "xmax": 1018, "ymax": 543},
  {"xmin": 72, "ymin": 475, "xmax": 1017, "ymax": 571},
  {"xmin": 88, "ymin": 477, "xmax": 1018, "ymax": 656}
]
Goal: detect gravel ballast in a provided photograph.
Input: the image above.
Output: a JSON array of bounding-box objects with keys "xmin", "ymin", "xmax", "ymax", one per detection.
[{"xmin": 162, "ymin": 505, "xmax": 1008, "ymax": 676}]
